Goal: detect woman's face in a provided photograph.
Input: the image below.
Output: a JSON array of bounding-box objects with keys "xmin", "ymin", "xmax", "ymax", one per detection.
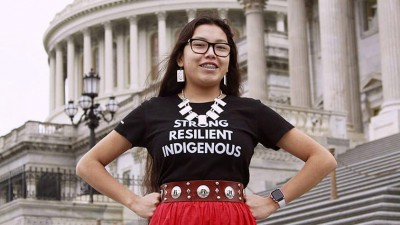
[{"xmin": 177, "ymin": 24, "xmax": 230, "ymax": 89}]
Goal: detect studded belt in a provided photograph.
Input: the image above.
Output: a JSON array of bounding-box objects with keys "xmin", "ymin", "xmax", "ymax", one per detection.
[{"xmin": 160, "ymin": 180, "xmax": 245, "ymax": 203}]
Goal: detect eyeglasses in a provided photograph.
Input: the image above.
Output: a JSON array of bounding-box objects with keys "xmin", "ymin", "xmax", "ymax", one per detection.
[{"xmin": 188, "ymin": 38, "xmax": 231, "ymax": 57}]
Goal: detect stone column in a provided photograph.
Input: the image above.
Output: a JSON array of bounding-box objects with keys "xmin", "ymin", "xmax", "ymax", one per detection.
[
  {"xmin": 116, "ymin": 27, "xmax": 125, "ymax": 91},
  {"xmin": 276, "ymin": 12, "xmax": 285, "ymax": 32},
  {"xmin": 319, "ymin": 1, "xmax": 348, "ymax": 112},
  {"xmin": 345, "ymin": 0, "xmax": 363, "ymax": 132},
  {"xmin": 55, "ymin": 45, "xmax": 65, "ymax": 108},
  {"xmin": 138, "ymin": 30, "xmax": 147, "ymax": 87},
  {"xmin": 319, "ymin": 0, "xmax": 349, "ymax": 138},
  {"xmin": 288, "ymin": 0, "xmax": 311, "ymax": 107},
  {"xmin": 240, "ymin": 0, "xmax": 268, "ymax": 100},
  {"xmin": 157, "ymin": 11, "xmax": 167, "ymax": 62},
  {"xmin": 378, "ymin": 0, "xmax": 400, "ymax": 108},
  {"xmin": 370, "ymin": 0, "xmax": 400, "ymax": 140},
  {"xmin": 49, "ymin": 51, "xmax": 56, "ymax": 112},
  {"xmin": 187, "ymin": 9, "xmax": 197, "ymax": 22},
  {"xmin": 97, "ymin": 32, "xmax": 105, "ymax": 95},
  {"xmin": 308, "ymin": 3, "xmax": 322, "ymax": 101},
  {"xmin": 75, "ymin": 53, "xmax": 83, "ymax": 98},
  {"xmin": 67, "ymin": 37, "xmax": 75, "ymax": 101},
  {"xmin": 83, "ymin": 28, "xmax": 92, "ymax": 74},
  {"xmin": 129, "ymin": 16, "xmax": 139, "ymax": 89},
  {"xmin": 104, "ymin": 21, "xmax": 114, "ymax": 94}
]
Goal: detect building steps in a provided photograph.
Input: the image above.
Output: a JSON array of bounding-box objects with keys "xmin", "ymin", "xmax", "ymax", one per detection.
[{"xmin": 257, "ymin": 133, "xmax": 400, "ymax": 224}]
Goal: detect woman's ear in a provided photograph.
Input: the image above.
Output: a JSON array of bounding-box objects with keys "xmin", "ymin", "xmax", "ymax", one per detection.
[{"xmin": 177, "ymin": 54, "xmax": 184, "ymax": 67}]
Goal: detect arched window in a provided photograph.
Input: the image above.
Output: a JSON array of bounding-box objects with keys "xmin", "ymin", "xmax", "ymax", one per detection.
[
  {"xmin": 359, "ymin": 0, "xmax": 378, "ymax": 37},
  {"xmin": 361, "ymin": 0, "xmax": 378, "ymax": 32}
]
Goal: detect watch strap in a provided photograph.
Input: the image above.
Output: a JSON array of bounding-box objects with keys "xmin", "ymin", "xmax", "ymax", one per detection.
[
  {"xmin": 270, "ymin": 188, "xmax": 286, "ymax": 208},
  {"xmin": 277, "ymin": 198, "xmax": 286, "ymax": 208}
]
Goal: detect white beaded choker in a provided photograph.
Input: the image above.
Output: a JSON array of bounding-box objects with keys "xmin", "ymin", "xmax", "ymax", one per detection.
[{"xmin": 178, "ymin": 90, "xmax": 227, "ymax": 126}]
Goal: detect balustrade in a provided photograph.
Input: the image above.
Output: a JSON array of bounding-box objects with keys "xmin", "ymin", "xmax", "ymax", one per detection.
[
  {"xmin": 0, "ymin": 165, "xmax": 141, "ymax": 204},
  {"xmin": 266, "ymin": 102, "xmax": 347, "ymax": 139},
  {"xmin": 0, "ymin": 121, "xmax": 74, "ymax": 153},
  {"xmin": 0, "ymin": 95, "xmax": 347, "ymax": 155}
]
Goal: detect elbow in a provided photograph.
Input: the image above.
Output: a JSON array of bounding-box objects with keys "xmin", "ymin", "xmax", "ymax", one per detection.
[
  {"xmin": 76, "ymin": 154, "xmax": 105, "ymax": 179},
  {"xmin": 313, "ymin": 150, "xmax": 337, "ymax": 175},
  {"xmin": 326, "ymin": 154, "xmax": 337, "ymax": 173},
  {"xmin": 76, "ymin": 157, "xmax": 87, "ymax": 178},
  {"xmin": 330, "ymin": 158, "xmax": 338, "ymax": 172}
]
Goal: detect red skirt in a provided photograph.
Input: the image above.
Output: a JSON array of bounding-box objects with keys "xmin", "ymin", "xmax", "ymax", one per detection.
[{"xmin": 149, "ymin": 201, "xmax": 256, "ymax": 225}]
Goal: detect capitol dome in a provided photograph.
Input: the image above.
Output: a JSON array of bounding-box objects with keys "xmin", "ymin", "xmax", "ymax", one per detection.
[
  {"xmin": 2, "ymin": 0, "xmax": 400, "ymax": 224},
  {"xmin": 43, "ymin": 0, "xmax": 289, "ymax": 125}
]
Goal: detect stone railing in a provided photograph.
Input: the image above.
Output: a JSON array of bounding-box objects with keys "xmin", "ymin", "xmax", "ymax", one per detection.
[
  {"xmin": 120, "ymin": 88, "xmax": 347, "ymax": 140},
  {"xmin": 0, "ymin": 165, "xmax": 142, "ymax": 204},
  {"xmin": 253, "ymin": 145, "xmax": 302, "ymax": 162},
  {"xmin": 0, "ymin": 121, "xmax": 75, "ymax": 154},
  {"xmin": 265, "ymin": 30, "xmax": 288, "ymax": 46},
  {"xmin": 100, "ymin": 85, "xmax": 348, "ymax": 140},
  {"xmin": 266, "ymin": 102, "xmax": 348, "ymax": 139}
]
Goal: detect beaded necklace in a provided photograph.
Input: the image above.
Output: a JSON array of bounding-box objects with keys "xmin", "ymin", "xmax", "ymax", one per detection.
[{"xmin": 178, "ymin": 90, "xmax": 226, "ymax": 126}]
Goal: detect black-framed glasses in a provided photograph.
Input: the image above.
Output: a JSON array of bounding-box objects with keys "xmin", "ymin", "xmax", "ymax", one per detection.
[{"xmin": 188, "ymin": 38, "xmax": 231, "ymax": 57}]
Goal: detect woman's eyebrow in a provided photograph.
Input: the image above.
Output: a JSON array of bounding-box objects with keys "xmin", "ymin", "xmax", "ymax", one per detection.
[{"xmin": 191, "ymin": 36, "xmax": 228, "ymax": 43}]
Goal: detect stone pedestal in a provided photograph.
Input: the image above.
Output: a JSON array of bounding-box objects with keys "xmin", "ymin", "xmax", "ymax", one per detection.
[
  {"xmin": 370, "ymin": 107, "xmax": 400, "ymax": 140},
  {"xmin": 370, "ymin": 0, "xmax": 400, "ymax": 140}
]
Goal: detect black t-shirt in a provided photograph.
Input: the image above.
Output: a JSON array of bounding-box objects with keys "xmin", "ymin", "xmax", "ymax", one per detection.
[{"xmin": 115, "ymin": 95, "xmax": 294, "ymax": 187}]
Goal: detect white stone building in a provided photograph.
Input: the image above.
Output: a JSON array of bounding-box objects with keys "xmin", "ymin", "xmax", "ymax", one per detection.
[{"xmin": 0, "ymin": 0, "xmax": 399, "ymax": 224}]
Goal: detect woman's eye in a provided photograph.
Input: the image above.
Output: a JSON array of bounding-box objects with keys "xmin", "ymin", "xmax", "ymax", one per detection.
[
  {"xmin": 193, "ymin": 43, "xmax": 206, "ymax": 47},
  {"xmin": 216, "ymin": 45, "xmax": 228, "ymax": 50}
]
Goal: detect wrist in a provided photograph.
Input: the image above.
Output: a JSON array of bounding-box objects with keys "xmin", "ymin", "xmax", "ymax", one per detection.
[
  {"xmin": 266, "ymin": 196, "xmax": 280, "ymax": 211},
  {"xmin": 125, "ymin": 193, "xmax": 140, "ymax": 210},
  {"xmin": 270, "ymin": 188, "xmax": 286, "ymax": 208}
]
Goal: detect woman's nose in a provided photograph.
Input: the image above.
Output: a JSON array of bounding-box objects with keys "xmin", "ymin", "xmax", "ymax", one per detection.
[{"xmin": 204, "ymin": 45, "xmax": 216, "ymax": 58}]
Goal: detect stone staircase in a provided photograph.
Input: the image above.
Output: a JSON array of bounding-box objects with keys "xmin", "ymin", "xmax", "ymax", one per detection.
[{"xmin": 257, "ymin": 133, "xmax": 400, "ymax": 225}]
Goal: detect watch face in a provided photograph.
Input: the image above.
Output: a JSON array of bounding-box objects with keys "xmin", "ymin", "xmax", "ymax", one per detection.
[{"xmin": 271, "ymin": 189, "xmax": 284, "ymax": 201}]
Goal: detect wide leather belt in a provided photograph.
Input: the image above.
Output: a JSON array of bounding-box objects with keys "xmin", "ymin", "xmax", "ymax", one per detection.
[{"xmin": 160, "ymin": 180, "xmax": 245, "ymax": 203}]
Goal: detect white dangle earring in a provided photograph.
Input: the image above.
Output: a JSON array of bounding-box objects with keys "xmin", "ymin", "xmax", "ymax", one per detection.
[
  {"xmin": 177, "ymin": 67, "xmax": 185, "ymax": 82},
  {"xmin": 223, "ymin": 74, "xmax": 227, "ymax": 86}
]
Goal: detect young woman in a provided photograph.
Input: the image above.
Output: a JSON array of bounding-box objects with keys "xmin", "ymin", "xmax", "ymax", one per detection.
[{"xmin": 76, "ymin": 16, "xmax": 337, "ymax": 225}]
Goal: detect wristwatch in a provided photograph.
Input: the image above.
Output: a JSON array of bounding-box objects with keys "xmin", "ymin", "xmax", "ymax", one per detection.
[{"xmin": 270, "ymin": 188, "xmax": 286, "ymax": 208}]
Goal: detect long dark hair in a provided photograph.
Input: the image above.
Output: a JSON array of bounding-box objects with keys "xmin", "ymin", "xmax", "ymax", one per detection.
[
  {"xmin": 158, "ymin": 15, "xmax": 241, "ymax": 97},
  {"xmin": 143, "ymin": 15, "xmax": 242, "ymax": 193}
]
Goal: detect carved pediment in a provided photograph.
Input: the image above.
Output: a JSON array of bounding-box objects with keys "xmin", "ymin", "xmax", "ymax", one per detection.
[{"xmin": 361, "ymin": 73, "xmax": 382, "ymax": 93}]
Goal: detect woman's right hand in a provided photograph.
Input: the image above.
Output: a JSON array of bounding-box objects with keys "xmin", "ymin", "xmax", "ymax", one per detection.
[
  {"xmin": 245, "ymin": 194, "xmax": 279, "ymax": 220},
  {"xmin": 130, "ymin": 192, "xmax": 161, "ymax": 219}
]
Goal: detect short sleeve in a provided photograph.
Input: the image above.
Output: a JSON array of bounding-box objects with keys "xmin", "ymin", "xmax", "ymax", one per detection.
[
  {"xmin": 256, "ymin": 101, "xmax": 294, "ymax": 150},
  {"xmin": 114, "ymin": 101, "xmax": 148, "ymax": 147}
]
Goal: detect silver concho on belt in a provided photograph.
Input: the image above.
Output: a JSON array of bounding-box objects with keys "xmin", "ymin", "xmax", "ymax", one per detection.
[
  {"xmin": 171, "ymin": 186, "xmax": 182, "ymax": 199},
  {"xmin": 197, "ymin": 185, "xmax": 210, "ymax": 198},
  {"xmin": 225, "ymin": 186, "xmax": 235, "ymax": 199}
]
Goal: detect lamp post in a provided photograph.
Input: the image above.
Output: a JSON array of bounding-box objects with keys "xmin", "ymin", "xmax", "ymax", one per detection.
[{"xmin": 64, "ymin": 69, "xmax": 118, "ymax": 203}]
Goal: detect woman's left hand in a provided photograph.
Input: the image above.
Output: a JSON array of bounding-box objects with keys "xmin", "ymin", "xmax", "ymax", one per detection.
[{"xmin": 245, "ymin": 194, "xmax": 279, "ymax": 220}]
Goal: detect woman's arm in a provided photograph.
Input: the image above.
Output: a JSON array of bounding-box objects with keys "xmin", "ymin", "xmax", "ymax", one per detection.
[
  {"xmin": 246, "ymin": 128, "xmax": 337, "ymax": 219},
  {"xmin": 76, "ymin": 130, "xmax": 160, "ymax": 218},
  {"xmin": 275, "ymin": 128, "xmax": 337, "ymax": 203}
]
